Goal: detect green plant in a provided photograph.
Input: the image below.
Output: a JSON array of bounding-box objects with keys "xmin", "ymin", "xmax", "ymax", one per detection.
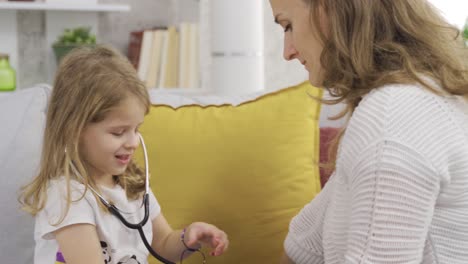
[
  {"xmin": 53, "ymin": 26, "xmax": 96, "ymax": 46},
  {"xmin": 52, "ymin": 27, "xmax": 97, "ymax": 63}
]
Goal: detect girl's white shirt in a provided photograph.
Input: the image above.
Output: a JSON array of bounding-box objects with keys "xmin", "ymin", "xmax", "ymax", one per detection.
[{"xmin": 34, "ymin": 177, "xmax": 161, "ymax": 264}]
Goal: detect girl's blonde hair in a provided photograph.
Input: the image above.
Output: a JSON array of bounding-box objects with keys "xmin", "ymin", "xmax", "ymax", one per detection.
[
  {"xmin": 305, "ymin": 0, "xmax": 468, "ymax": 170},
  {"xmin": 19, "ymin": 45, "xmax": 151, "ymax": 218}
]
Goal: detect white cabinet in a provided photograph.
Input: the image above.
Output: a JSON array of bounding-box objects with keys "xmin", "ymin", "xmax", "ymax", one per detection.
[{"xmin": 0, "ymin": 1, "xmax": 130, "ymax": 86}]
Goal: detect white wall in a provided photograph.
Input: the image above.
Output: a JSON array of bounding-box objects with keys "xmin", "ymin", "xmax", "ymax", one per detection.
[{"xmin": 428, "ymin": 0, "xmax": 467, "ymax": 29}]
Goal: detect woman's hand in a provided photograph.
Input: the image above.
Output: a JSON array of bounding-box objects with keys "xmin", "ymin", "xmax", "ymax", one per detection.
[{"xmin": 183, "ymin": 222, "xmax": 229, "ymax": 256}]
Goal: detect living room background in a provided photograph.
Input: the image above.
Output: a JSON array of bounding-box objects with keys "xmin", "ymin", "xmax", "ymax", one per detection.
[
  {"xmin": 13, "ymin": 0, "xmax": 308, "ymax": 94},
  {"xmin": 3, "ymin": 0, "xmax": 466, "ymax": 128}
]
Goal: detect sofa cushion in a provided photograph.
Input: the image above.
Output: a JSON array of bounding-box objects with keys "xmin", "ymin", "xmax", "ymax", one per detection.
[
  {"xmin": 319, "ymin": 127, "xmax": 341, "ymax": 187},
  {"xmin": 0, "ymin": 84, "xmax": 51, "ymax": 264},
  {"xmin": 138, "ymin": 81, "xmax": 323, "ymax": 264}
]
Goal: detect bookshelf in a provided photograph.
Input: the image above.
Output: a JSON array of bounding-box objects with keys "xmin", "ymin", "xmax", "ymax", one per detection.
[
  {"xmin": 137, "ymin": 0, "xmax": 265, "ymax": 95},
  {"xmin": 0, "ymin": 1, "xmax": 130, "ymax": 88},
  {"xmin": 133, "ymin": 24, "xmax": 202, "ymax": 91}
]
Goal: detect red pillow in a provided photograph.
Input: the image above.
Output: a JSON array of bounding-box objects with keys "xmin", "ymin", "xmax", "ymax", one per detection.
[{"xmin": 319, "ymin": 127, "xmax": 340, "ymax": 187}]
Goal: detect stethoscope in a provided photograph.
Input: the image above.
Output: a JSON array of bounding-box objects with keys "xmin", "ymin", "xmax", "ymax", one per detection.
[{"xmin": 69, "ymin": 134, "xmax": 175, "ymax": 264}]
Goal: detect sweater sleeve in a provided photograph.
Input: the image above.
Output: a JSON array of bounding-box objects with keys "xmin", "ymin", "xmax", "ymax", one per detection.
[
  {"xmin": 284, "ymin": 175, "xmax": 335, "ymax": 264},
  {"xmin": 343, "ymin": 139, "xmax": 441, "ymax": 263}
]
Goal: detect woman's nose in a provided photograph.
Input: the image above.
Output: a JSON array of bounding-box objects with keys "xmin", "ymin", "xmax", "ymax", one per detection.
[{"xmin": 283, "ymin": 36, "xmax": 298, "ymax": 61}]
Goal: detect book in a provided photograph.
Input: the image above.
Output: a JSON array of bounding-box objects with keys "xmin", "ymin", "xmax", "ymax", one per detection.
[
  {"xmin": 137, "ymin": 30, "xmax": 154, "ymax": 82},
  {"xmin": 127, "ymin": 30, "xmax": 144, "ymax": 69},
  {"xmin": 129, "ymin": 24, "xmax": 198, "ymax": 88},
  {"xmin": 164, "ymin": 26, "xmax": 179, "ymax": 88},
  {"xmin": 145, "ymin": 29, "xmax": 166, "ymax": 88},
  {"xmin": 127, "ymin": 26, "xmax": 167, "ymax": 71},
  {"xmin": 157, "ymin": 30, "xmax": 169, "ymax": 88},
  {"xmin": 187, "ymin": 23, "xmax": 199, "ymax": 89},
  {"xmin": 178, "ymin": 23, "xmax": 190, "ymax": 88}
]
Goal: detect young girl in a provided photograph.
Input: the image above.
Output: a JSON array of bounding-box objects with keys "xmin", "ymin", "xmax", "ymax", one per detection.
[{"xmin": 19, "ymin": 45, "xmax": 228, "ymax": 264}]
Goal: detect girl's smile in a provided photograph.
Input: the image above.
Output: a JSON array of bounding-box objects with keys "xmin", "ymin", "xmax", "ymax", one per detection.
[{"xmin": 115, "ymin": 154, "xmax": 131, "ymax": 165}]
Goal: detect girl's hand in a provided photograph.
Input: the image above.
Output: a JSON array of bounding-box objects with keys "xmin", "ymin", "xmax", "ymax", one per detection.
[{"xmin": 183, "ymin": 222, "xmax": 229, "ymax": 257}]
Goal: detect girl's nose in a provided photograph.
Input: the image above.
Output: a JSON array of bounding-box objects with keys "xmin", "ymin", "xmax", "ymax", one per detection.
[{"xmin": 125, "ymin": 132, "xmax": 140, "ymax": 149}]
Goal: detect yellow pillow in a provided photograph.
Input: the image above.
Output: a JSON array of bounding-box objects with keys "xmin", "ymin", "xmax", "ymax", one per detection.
[{"xmin": 138, "ymin": 81, "xmax": 322, "ymax": 264}]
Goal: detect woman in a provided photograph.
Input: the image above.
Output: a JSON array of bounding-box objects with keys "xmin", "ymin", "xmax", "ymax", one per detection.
[{"xmin": 269, "ymin": 0, "xmax": 468, "ymax": 263}]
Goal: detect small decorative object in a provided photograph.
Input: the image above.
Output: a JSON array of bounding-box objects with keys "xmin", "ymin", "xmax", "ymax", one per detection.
[
  {"xmin": 0, "ymin": 53, "xmax": 16, "ymax": 92},
  {"xmin": 52, "ymin": 26, "xmax": 97, "ymax": 63}
]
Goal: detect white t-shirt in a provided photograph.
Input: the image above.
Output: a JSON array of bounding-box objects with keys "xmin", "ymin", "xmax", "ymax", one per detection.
[{"xmin": 34, "ymin": 178, "xmax": 161, "ymax": 264}]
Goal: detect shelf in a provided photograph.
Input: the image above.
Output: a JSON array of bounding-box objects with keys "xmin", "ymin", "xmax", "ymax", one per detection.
[
  {"xmin": 0, "ymin": 2, "xmax": 130, "ymax": 12},
  {"xmin": 0, "ymin": 92, "xmax": 14, "ymax": 97},
  {"xmin": 0, "ymin": 1, "xmax": 131, "ymax": 87}
]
